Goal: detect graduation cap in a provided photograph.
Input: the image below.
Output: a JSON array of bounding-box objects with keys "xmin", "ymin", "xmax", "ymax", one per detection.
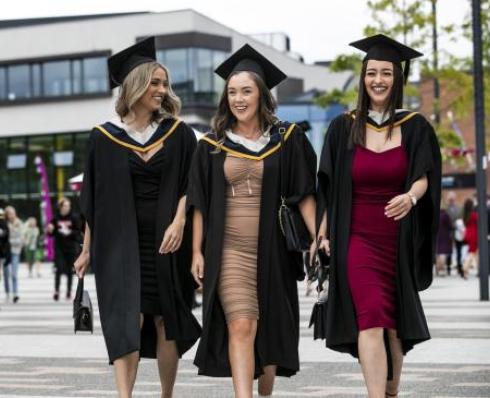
[
  {"xmin": 108, "ymin": 37, "xmax": 156, "ymax": 89},
  {"xmin": 349, "ymin": 34, "xmax": 423, "ymax": 83},
  {"xmin": 215, "ymin": 44, "xmax": 287, "ymax": 89}
]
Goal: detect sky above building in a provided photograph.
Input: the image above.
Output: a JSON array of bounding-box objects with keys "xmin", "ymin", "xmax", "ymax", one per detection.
[{"xmin": 2, "ymin": 0, "xmax": 472, "ymax": 64}]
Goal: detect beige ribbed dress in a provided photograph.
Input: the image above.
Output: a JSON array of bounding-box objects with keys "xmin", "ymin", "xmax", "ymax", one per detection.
[{"xmin": 218, "ymin": 154, "xmax": 263, "ymax": 323}]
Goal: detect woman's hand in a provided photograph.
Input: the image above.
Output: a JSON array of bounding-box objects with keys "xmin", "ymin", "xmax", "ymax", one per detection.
[
  {"xmin": 191, "ymin": 251, "xmax": 205, "ymax": 287},
  {"xmin": 159, "ymin": 219, "xmax": 185, "ymax": 254},
  {"xmin": 74, "ymin": 251, "xmax": 90, "ymax": 278},
  {"xmin": 318, "ymin": 237, "xmax": 330, "ymax": 256},
  {"xmin": 385, "ymin": 193, "xmax": 413, "ymax": 221}
]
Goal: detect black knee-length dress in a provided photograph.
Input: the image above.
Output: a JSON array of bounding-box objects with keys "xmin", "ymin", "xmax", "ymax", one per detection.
[{"xmin": 128, "ymin": 148, "xmax": 164, "ymax": 315}]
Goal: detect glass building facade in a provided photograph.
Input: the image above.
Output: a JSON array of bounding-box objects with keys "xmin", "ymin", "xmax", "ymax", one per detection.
[
  {"xmin": 0, "ymin": 54, "xmax": 110, "ymax": 103},
  {"xmin": 0, "ymin": 132, "xmax": 90, "ymax": 218},
  {"xmin": 157, "ymin": 47, "xmax": 227, "ymax": 104},
  {"xmin": 276, "ymin": 102, "xmax": 345, "ymax": 156}
]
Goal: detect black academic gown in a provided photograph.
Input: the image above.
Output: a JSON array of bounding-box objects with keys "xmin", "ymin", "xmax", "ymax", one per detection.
[
  {"xmin": 187, "ymin": 122, "xmax": 317, "ymax": 377},
  {"xmin": 80, "ymin": 118, "xmax": 201, "ymax": 363},
  {"xmin": 317, "ymin": 111, "xmax": 441, "ymax": 357}
]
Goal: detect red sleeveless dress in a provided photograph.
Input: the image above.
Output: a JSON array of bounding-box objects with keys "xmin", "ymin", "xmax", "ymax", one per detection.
[{"xmin": 347, "ymin": 144, "xmax": 408, "ymax": 331}]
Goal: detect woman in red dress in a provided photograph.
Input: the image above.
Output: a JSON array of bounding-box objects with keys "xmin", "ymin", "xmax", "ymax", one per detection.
[
  {"xmin": 317, "ymin": 34, "xmax": 441, "ymax": 398},
  {"xmin": 463, "ymin": 198, "xmax": 478, "ymax": 278}
]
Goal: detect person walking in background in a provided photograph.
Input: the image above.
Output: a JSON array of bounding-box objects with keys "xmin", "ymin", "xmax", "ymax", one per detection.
[
  {"xmin": 5, "ymin": 206, "xmax": 24, "ymax": 304},
  {"xmin": 446, "ymin": 191, "xmax": 462, "ymax": 276},
  {"xmin": 436, "ymin": 205, "xmax": 453, "ymax": 276},
  {"xmin": 47, "ymin": 198, "xmax": 81, "ymax": 301},
  {"xmin": 75, "ymin": 37, "xmax": 200, "ymax": 398},
  {"xmin": 0, "ymin": 208, "xmax": 10, "ymax": 303},
  {"xmin": 317, "ymin": 34, "xmax": 441, "ymax": 398},
  {"xmin": 24, "ymin": 217, "xmax": 40, "ymax": 278},
  {"xmin": 463, "ymin": 198, "xmax": 478, "ymax": 279},
  {"xmin": 454, "ymin": 217, "xmax": 466, "ymax": 278}
]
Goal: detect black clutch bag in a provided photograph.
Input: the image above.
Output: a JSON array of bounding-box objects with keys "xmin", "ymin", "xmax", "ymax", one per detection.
[
  {"xmin": 309, "ymin": 243, "xmax": 330, "ymax": 340},
  {"xmin": 277, "ymin": 126, "xmax": 310, "ymax": 252},
  {"xmin": 73, "ymin": 277, "xmax": 93, "ymax": 334}
]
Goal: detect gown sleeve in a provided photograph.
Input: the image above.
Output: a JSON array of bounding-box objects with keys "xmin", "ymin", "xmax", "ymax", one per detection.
[
  {"xmin": 186, "ymin": 139, "xmax": 211, "ymax": 227},
  {"xmin": 316, "ymin": 116, "xmax": 341, "ymax": 236},
  {"xmin": 80, "ymin": 130, "xmax": 97, "ymax": 232},
  {"xmin": 178, "ymin": 123, "xmax": 198, "ymax": 199},
  {"xmin": 409, "ymin": 118, "xmax": 442, "ymax": 291},
  {"xmin": 283, "ymin": 125, "xmax": 317, "ymax": 206}
]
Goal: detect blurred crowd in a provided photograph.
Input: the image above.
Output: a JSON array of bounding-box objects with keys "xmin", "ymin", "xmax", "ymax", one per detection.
[
  {"xmin": 436, "ymin": 191, "xmax": 486, "ymax": 279},
  {"xmin": 0, "ymin": 197, "xmax": 82, "ymax": 304}
]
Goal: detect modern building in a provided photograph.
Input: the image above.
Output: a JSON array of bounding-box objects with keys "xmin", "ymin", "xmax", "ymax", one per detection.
[{"xmin": 0, "ymin": 9, "xmax": 353, "ymax": 217}]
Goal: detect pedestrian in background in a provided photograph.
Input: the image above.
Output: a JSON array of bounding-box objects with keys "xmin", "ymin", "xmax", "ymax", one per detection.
[
  {"xmin": 75, "ymin": 37, "xmax": 200, "ymax": 398},
  {"xmin": 5, "ymin": 205, "xmax": 24, "ymax": 304},
  {"xmin": 463, "ymin": 198, "xmax": 478, "ymax": 279},
  {"xmin": 446, "ymin": 191, "xmax": 462, "ymax": 276},
  {"xmin": 317, "ymin": 34, "xmax": 441, "ymax": 398},
  {"xmin": 47, "ymin": 198, "xmax": 81, "ymax": 300},
  {"xmin": 24, "ymin": 217, "xmax": 41, "ymax": 278},
  {"xmin": 0, "ymin": 208, "xmax": 10, "ymax": 303},
  {"xmin": 436, "ymin": 205, "xmax": 453, "ymax": 276}
]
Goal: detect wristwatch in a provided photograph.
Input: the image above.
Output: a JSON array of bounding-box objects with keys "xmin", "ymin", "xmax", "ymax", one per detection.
[{"xmin": 407, "ymin": 192, "xmax": 417, "ymax": 206}]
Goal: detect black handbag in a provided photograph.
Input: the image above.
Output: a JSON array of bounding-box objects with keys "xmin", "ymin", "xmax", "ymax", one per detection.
[
  {"xmin": 73, "ymin": 277, "xmax": 94, "ymax": 334},
  {"xmin": 308, "ymin": 242, "xmax": 330, "ymax": 340},
  {"xmin": 277, "ymin": 125, "xmax": 310, "ymax": 252}
]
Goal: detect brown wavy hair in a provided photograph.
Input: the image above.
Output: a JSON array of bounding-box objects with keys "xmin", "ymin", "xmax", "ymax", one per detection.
[
  {"xmin": 211, "ymin": 71, "xmax": 278, "ymax": 141},
  {"xmin": 115, "ymin": 62, "xmax": 181, "ymax": 123},
  {"xmin": 350, "ymin": 60, "xmax": 404, "ymax": 147}
]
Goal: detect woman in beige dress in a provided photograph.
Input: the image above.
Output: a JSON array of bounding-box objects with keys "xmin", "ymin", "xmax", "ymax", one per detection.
[{"xmin": 188, "ymin": 44, "xmax": 317, "ymax": 398}]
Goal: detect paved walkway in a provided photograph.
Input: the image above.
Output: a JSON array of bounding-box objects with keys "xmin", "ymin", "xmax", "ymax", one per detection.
[{"xmin": 0, "ymin": 263, "xmax": 488, "ymax": 397}]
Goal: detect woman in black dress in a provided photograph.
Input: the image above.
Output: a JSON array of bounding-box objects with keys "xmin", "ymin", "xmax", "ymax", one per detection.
[
  {"xmin": 47, "ymin": 197, "xmax": 81, "ymax": 300},
  {"xmin": 74, "ymin": 37, "xmax": 200, "ymax": 398},
  {"xmin": 317, "ymin": 35, "xmax": 441, "ymax": 397}
]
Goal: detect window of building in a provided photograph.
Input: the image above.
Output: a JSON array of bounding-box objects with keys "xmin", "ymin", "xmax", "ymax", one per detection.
[
  {"xmin": 32, "ymin": 63, "xmax": 42, "ymax": 97},
  {"xmin": 43, "ymin": 60, "xmax": 72, "ymax": 97},
  {"xmin": 0, "ymin": 54, "xmax": 109, "ymax": 104},
  {"xmin": 0, "ymin": 139, "xmax": 7, "ymax": 199},
  {"xmin": 83, "ymin": 57, "xmax": 108, "ymax": 93},
  {"xmin": 157, "ymin": 47, "xmax": 228, "ymax": 105},
  {"xmin": 73, "ymin": 132, "xmax": 89, "ymax": 176},
  {"xmin": 72, "ymin": 59, "xmax": 82, "ymax": 95},
  {"xmin": 8, "ymin": 137, "xmax": 28, "ymax": 197},
  {"xmin": 8, "ymin": 64, "xmax": 31, "ymax": 100},
  {"xmin": 213, "ymin": 51, "xmax": 227, "ymax": 102},
  {"xmin": 193, "ymin": 49, "xmax": 214, "ymax": 103},
  {"xmin": 0, "ymin": 67, "xmax": 7, "ymax": 101}
]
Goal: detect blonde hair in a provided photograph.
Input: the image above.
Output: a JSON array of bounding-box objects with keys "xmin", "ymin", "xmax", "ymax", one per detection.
[{"xmin": 115, "ymin": 62, "xmax": 181, "ymax": 123}]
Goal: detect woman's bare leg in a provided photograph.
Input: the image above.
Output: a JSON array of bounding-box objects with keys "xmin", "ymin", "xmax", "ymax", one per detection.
[
  {"xmin": 258, "ymin": 365, "xmax": 277, "ymax": 396},
  {"xmin": 385, "ymin": 329, "xmax": 403, "ymax": 397},
  {"xmin": 154, "ymin": 316, "xmax": 179, "ymax": 398},
  {"xmin": 113, "ymin": 351, "xmax": 139, "ymax": 398},
  {"xmin": 228, "ymin": 318, "xmax": 257, "ymax": 398},
  {"xmin": 358, "ymin": 327, "xmax": 387, "ymax": 398}
]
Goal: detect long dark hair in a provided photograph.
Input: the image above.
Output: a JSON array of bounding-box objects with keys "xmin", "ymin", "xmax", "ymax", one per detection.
[
  {"xmin": 463, "ymin": 198, "xmax": 475, "ymax": 225},
  {"xmin": 350, "ymin": 60, "xmax": 404, "ymax": 147},
  {"xmin": 211, "ymin": 71, "xmax": 278, "ymax": 141}
]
